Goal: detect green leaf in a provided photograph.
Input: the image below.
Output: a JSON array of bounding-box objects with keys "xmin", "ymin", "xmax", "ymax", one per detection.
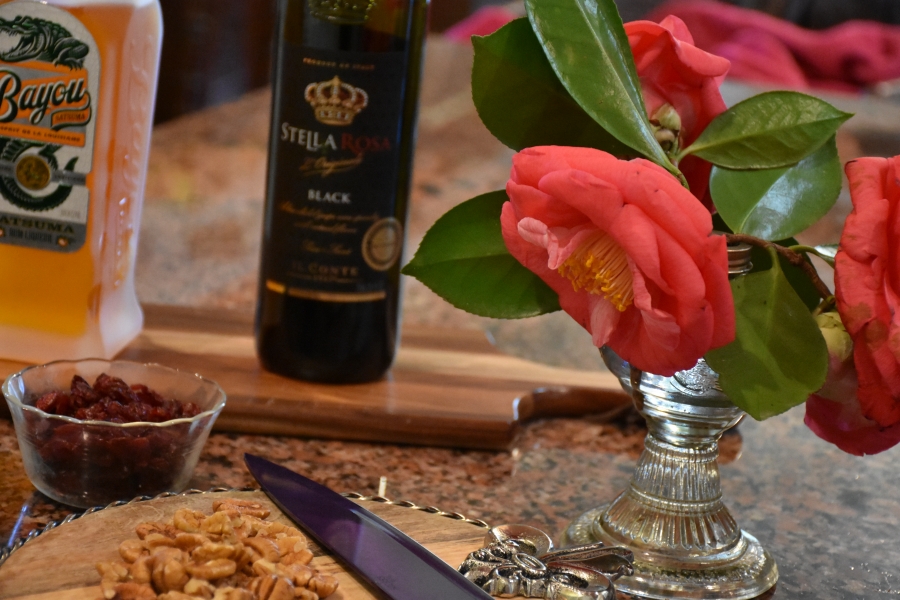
[
  {"xmin": 705, "ymin": 248, "xmax": 828, "ymax": 420},
  {"xmin": 682, "ymin": 91, "xmax": 852, "ymax": 169},
  {"xmin": 711, "ymin": 214, "xmax": 822, "ymax": 309},
  {"xmin": 524, "ymin": 0, "xmax": 677, "ymax": 174},
  {"xmin": 712, "ymin": 213, "xmax": 822, "ymax": 309},
  {"xmin": 472, "ymin": 19, "xmax": 634, "ymax": 155},
  {"xmin": 711, "ymin": 212, "xmax": 733, "ymax": 234},
  {"xmin": 710, "ymin": 136, "xmax": 841, "ymax": 240},
  {"xmin": 747, "ymin": 240, "xmax": 822, "ymax": 311},
  {"xmin": 401, "ymin": 191, "xmax": 561, "ymax": 318}
]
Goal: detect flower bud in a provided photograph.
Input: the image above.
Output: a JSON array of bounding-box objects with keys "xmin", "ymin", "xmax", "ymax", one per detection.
[
  {"xmin": 816, "ymin": 311, "xmax": 851, "ymax": 360},
  {"xmin": 650, "ymin": 104, "xmax": 682, "ymax": 153},
  {"xmin": 814, "ymin": 311, "xmax": 855, "ymax": 402},
  {"xmin": 653, "ymin": 128, "xmax": 677, "ymax": 148},
  {"xmin": 651, "ymin": 103, "xmax": 682, "ymax": 133}
]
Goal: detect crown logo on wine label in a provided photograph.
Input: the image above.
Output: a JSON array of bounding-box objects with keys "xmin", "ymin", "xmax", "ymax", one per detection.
[{"xmin": 305, "ymin": 76, "xmax": 369, "ymax": 126}]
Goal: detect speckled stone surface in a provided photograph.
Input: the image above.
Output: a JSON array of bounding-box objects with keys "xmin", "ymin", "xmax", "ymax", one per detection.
[{"xmin": 3, "ymin": 37, "xmax": 900, "ymax": 600}]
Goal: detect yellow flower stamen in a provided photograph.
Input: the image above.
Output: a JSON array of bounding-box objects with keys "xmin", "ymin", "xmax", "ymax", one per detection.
[{"xmin": 557, "ymin": 231, "xmax": 634, "ymax": 311}]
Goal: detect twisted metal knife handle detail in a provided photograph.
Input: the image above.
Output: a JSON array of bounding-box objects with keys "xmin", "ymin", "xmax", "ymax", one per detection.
[{"xmin": 458, "ymin": 525, "xmax": 634, "ymax": 600}]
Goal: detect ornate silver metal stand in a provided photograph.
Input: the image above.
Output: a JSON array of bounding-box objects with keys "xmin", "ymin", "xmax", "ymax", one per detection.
[
  {"xmin": 460, "ymin": 524, "xmax": 635, "ymax": 599},
  {"xmin": 563, "ymin": 349, "xmax": 778, "ymax": 599}
]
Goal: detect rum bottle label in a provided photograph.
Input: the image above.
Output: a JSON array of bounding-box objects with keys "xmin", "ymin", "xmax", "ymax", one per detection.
[{"xmin": 0, "ymin": 2, "xmax": 99, "ymax": 253}]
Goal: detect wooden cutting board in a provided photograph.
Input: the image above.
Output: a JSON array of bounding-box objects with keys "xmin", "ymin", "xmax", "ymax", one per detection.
[
  {"xmin": 0, "ymin": 305, "xmax": 629, "ymax": 450},
  {"xmin": 0, "ymin": 490, "xmax": 492, "ymax": 600}
]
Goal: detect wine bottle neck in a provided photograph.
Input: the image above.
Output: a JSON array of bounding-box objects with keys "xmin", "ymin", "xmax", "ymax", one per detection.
[
  {"xmin": 309, "ymin": 0, "xmax": 376, "ymax": 25},
  {"xmin": 282, "ymin": 0, "xmax": 415, "ymax": 52}
]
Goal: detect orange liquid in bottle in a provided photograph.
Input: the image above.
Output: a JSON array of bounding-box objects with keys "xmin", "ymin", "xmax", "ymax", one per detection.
[{"xmin": 0, "ymin": 0, "xmax": 161, "ymax": 362}]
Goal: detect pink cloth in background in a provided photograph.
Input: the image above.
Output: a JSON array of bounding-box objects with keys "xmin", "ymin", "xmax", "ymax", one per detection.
[
  {"xmin": 444, "ymin": 6, "xmax": 520, "ymax": 42},
  {"xmin": 647, "ymin": 0, "xmax": 900, "ymax": 92},
  {"xmin": 444, "ymin": 0, "xmax": 900, "ymax": 93}
]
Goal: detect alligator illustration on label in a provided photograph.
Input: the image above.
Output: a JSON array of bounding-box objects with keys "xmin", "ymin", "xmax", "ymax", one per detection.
[{"xmin": 0, "ymin": 15, "xmax": 89, "ymax": 69}]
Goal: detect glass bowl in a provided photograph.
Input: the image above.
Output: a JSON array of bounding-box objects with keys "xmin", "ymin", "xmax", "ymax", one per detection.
[{"xmin": 2, "ymin": 359, "xmax": 226, "ymax": 508}]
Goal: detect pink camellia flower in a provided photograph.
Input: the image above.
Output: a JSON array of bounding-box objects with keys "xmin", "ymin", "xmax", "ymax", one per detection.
[
  {"xmin": 804, "ymin": 312, "xmax": 900, "ymax": 455},
  {"xmin": 834, "ymin": 157, "xmax": 900, "ymax": 429},
  {"xmin": 502, "ymin": 146, "xmax": 734, "ymax": 376},
  {"xmin": 625, "ymin": 16, "xmax": 730, "ymax": 207}
]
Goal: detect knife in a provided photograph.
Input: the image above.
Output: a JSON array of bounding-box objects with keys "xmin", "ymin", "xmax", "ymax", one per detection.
[{"xmin": 244, "ymin": 453, "xmax": 494, "ymax": 600}]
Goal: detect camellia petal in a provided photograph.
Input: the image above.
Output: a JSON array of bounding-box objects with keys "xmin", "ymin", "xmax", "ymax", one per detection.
[
  {"xmin": 588, "ymin": 295, "xmax": 621, "ymax": 348},
  {"xmin": 835, "ymin": 157, "xmax": 900, "ymax": 428},
  {"xmin": 501, "ymin": 201, "xmax": 592, "ymax": 331},
  {"xmin": 805, "ymin": 394, "xmax": 900, "ymax": 456},
  {"xmin": 502, "ymin": 146, "xmax": 733, "ymax": 376}
]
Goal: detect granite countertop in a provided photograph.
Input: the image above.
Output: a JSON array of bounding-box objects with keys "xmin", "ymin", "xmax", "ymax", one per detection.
[{"xmin": 3, "ymin": 36, "xmax": 900, "ymax": 599}]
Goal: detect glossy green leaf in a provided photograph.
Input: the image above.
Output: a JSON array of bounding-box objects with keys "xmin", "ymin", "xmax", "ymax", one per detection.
[
  {"xmin": 472, "ymin": 19, "xmax": 633, "ymax": 155},
  {"xmin": 711, "ymin": 214, "xmax": 822, "ymax": 310},
  {"xmin": 710, "ymin": 136, "xmax": 841, "ymax": 240},
  {"xmin": 747, "ymin": 239, "xmax": 822, "ymax": 311},
  {"xmin": 705, "ymin": 248, "xmax": 828, "ymax": 420},
  {"xmin": 711, "ymin": 212, "xmax": 733, "ymax": 234},
  {"xmin": 524, "ymin": 0, "xmax": 676, "ymax": 173},
  {"xmin": 401, "ymin": 191, "xmax": 561, "ymax": 318},
  {"xmin": 682, "ymin": 91, "xmax": 852, "ymax": 169}
]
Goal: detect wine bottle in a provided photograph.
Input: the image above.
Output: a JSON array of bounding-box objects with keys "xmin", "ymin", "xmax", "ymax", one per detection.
[{"xmin": 255, "ymin": 0, "xmax": 429, "ymax": 383}]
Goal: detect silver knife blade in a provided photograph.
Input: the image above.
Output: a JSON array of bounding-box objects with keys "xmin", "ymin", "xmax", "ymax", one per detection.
[{"xmin": 244, "ymin": 453, "xmax": 494, "ymax": 600}]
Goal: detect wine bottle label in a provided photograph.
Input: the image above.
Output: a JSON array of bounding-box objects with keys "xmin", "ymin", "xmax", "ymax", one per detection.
[
  {"xmin": 0, "ymin": 2, "xmax": 99, "ymax": 253},
  {"xmin": 266, "ymin": 44, "xmax": 406, "ymax": 302}
]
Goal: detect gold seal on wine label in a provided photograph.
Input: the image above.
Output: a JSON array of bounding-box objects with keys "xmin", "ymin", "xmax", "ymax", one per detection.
[
  {"xmin": 362, "ymin": 217, "xmax": 402, "ymax": 271},
  {"xmin": 15, "ymin": 155, "xmax": 52, "ymax": 191}
]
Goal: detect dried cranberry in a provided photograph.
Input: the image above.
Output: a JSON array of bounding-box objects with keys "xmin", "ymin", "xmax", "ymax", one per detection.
[
  {"xmin": 71, "ymin": 375, "xmax": 101, "ymax": 405},
  {"xmin": 35, "ymin": 391, "xmax": 67, "ymax": 414},
  {"xmin": 27, "ymin": 374, "xmax": 210, "ymax": 501},
  {"xmin": 31, "ymin": 374, "xmax": 199, "ymax": 423}
]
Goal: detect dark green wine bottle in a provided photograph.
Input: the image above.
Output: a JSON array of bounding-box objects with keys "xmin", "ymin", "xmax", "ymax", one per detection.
[{"xmin": 255, "ymin": 0, "xmax": 429, "ymax": 383}]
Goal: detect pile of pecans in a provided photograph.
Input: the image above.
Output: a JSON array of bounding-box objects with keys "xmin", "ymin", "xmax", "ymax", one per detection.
[{"xmin": 95, "ymin": 498, "xmax": 339, "ymax": 600}]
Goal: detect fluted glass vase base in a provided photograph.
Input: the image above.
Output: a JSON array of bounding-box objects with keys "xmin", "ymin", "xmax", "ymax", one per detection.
[
  {"xmin": 563, "ymin": 507, "xmax": 778, "ymax": 599},
  {"xmin": 581, "ymin": 347, "xmax": 779, "ymax": 599}
]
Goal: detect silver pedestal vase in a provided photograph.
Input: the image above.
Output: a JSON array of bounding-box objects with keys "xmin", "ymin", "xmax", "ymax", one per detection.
[
  {"xmin": 562, "ymin": 348, "xmax": 778, "ymax": 599},
  {"xmin": 563, "ymin": 241, "xmax": 777, "ymax": 599}
]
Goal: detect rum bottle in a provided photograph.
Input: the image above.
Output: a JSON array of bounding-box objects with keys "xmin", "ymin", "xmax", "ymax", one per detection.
[{"xmin": 0, "ymin": 0, "xmax": 162, "ymax": 362}]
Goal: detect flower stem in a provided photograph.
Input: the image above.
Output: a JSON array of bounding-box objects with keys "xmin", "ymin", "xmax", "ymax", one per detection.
[
  {"xmin": 669, "ymin": 166, "xmax": 688, "ymax": 188},
  {"xmin": 788, "ymin": 244, "xmax": 836, "ymax": 268},
  {"xmin": 812, "ymin": 296, "xmax": 837, "ymax": 316},
  {"xmin": 725, "ymin": 233, "xmax": 834, "ymax": 300}
]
